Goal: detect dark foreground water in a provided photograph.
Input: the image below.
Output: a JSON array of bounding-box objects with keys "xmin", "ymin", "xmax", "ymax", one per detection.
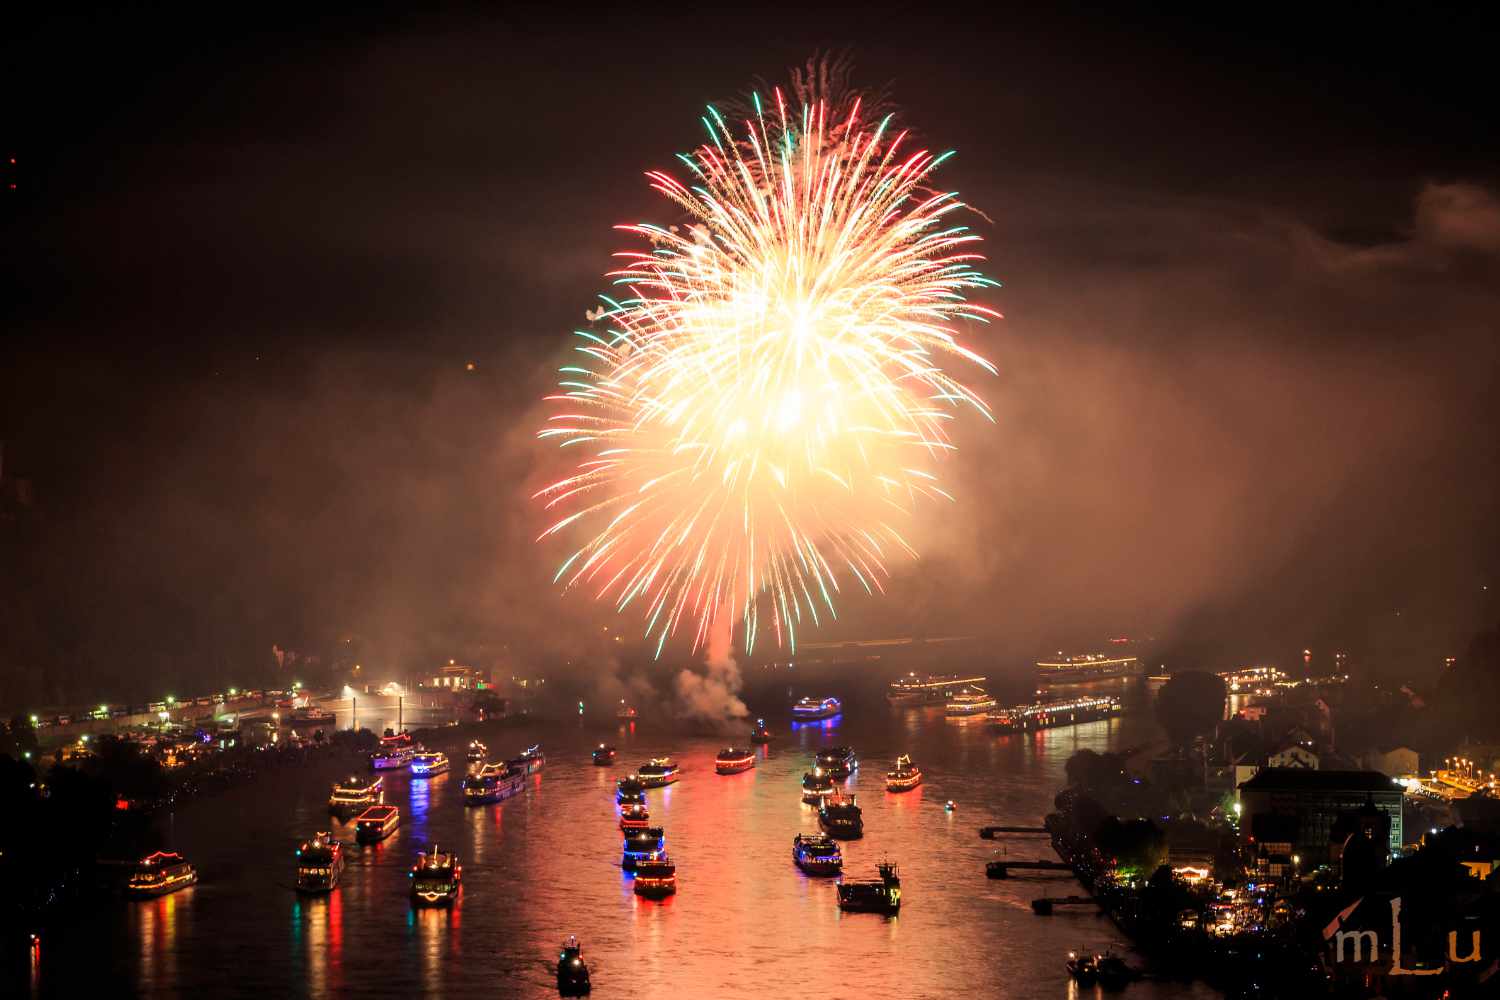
[{"xmin": 26, "ymin": 682, "xmax": 1220, "ymax": 999}]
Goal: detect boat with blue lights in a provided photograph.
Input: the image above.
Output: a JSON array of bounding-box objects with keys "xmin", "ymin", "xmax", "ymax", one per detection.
[
  {"xmin": 295, "ymin": 832, "xmax": 345, "ymax": 893},
  {"xmin": 792, "ymin": 833, "xmax": 843, "ymax": 876},
  {"xmin": 792, "ymin": 696, "xmax": 841, "ymax": 721},
  {"xmin": 126, "ymin": 851, "xmax": 198, "ymax": 898},
  {"xmin": 370, "ymin": 744, "xmax": 414, "ymax": 771},
  {"xmin": 409, "ymin": 845, "xmax": 462, "ymax": 905},
  {"xmin": 622, "ymin": 827, "xmax": 666, "ymax": 870},
  {"xmin": 409, "ymin": 750, "xmax": 449, "ymax": 777},
  {"xmin": 818, "ymin": 791, "xmax": 864, "ymax": 839},
  {"xmin": 750, "ymin": 718, "xmax": 772, "ymax": 744},
  {"xmin": 464, "ymin": 762, "xmax": 524, "ymax": 804},
  {"xmin": 592, "ymin": 744, "xmax": 617, "ymax": 766},
  {"xmin": 509, "ymin": 744, "xmax": 545, "ymax": 774},
  {"xmin": 836, "ymin": 861, "xmax": 900, "ymax": 914},
  {"xmin": 616, "ymin": 775, "xmax": 647, "ymax": 804},
  {"xmin": 714, "ymin": 747, "xmax": 755, "ymax": 774},
  {"xmin": 801, "ymin": 767, "xmax": 836, "ymax": 804},
  {"xmin": 328, "ymin": 774, "xmax": 383, "ymax": 816},
  {"xmin": 885, "ymin": 754, "xmax": 923, "ymax": 792},
  {"xmin": 632, "ymin": 854, "xmax": 676, "ymax": 899},
  {"xmin": 354, "ymin": 804, "xmax": 400, "ymax": 844},
  {"xmin": 814, "ymin": 746, "xmax": 857, "ymax": 779},
  {"xmin": 619, "ymin": 802, "xmax": 651, "ymax": 832},
  {"xmin": 637, "ymin": 757, "xmax": 680, "ymax": 788}
]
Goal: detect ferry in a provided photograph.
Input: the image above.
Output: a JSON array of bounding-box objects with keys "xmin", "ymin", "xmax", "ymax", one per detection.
[
  {"xmin": 885, "ymin": 754, "xmax": 923, "ymax": 792},
  {"xmin": 409, "ymin": 846, "xmax": 462, "ymax": 905},
  {"xmin": 1036, "ymin": 652, "xmax": 1140, "ymax": 685},
  {"xmin": 465, "ymin": 740, "xmax": 487, "ymax": 762},
  {"xmin": 370, "ymin": 744, "xmax": 414, "ymax": 770},
  {"xmin": 329, "ymin": 774, "xmax": 384, "ymax": 815},
  {"xmin": 801, "ymin": 767, "xmax": 836, "ymax": 804},
  {"xmin": 714, "ymin": 747, "xmax": 756, "ymax": 774},
  {"xmin": 622, "ymin": 827, "xmax": 666, "ymax": 870},
  {"xmin": 464, "ymin": 762, "xmax": 524, "ymax": 805},
  {"xmin": 616, "ymin": 700, "xmax": 638, "ymax": 720},
  {"xmin": 557, "ymin": 936, "xmax": 591, "ymax": 997},
  {"xmin": 818, "ymin": 792, "xmax": 864, "ymax": 839},
  {"xmin": 354, "ymin": 804, "xmax": 400, "ymax": 843},
  {"xmin": 288, "ymin": 705, "xmax": 336, "ymax": 726},
  {"xmin": 792, "ymin": 833, "xmax": 843, "ymax": 876},
  {"xmin": 988, "ymin": 695, "xmax": 1122, "ymax": 733},
  {"xmin": 615, "ymin": 775, "xmax": 647, "ymax": 804},
  {"xmin": 409, "ymin": 751, "xmax": 450, "ymax": 777},
  {"xmin": 632, "ymin": 853, "xmax": 676, "ymax": 899},
  {"xmin": 619, "ymin": 802, "xmax": 651, "ymax": 832},
  {"xmin": 126, "ymin": 851, "xmax": 198, "ymax": 898},
  {"xmin": 836, "ymin": 861, "xmax": 901, "ymax": 914},
  {"xmin": 750, "ymin": 718, "xmax": 772, "ymax": 744},
  {"xmin": 295, "ymin": 832, "xmax": 345, "ymax": 893},
  {"xmin": 813, "ymin": 746, "xmax": 857, "ymax": 779},
  {"xmin": 592, "ymin": 744, "xmax": 617, "ymax": 766},
  {"xmin": 886, "ymin": 672, "xmax": 988, "ymax": 705},
  {"xmin": 944, "ymin": 686, "xmax": 997, "ymax": 717},
  {"xmin": 509, "ymin": 744, "xmax": 545, "ymax": 775},
  {"xmin": 791, "ymin": 696, "xmax": 842, "ymax": 721},
  {"xmin": 637, "ymin": 758, "xmax": 680, "ymax": 788}
]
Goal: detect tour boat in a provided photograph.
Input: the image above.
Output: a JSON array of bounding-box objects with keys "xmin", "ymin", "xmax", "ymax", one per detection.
[
  {"xmin": 619, "ymin": 802, "xmax": 651, "ymax": 832},
  {"xmin": 813, "ymin": 746, "xmax": 857, "ymax": 779},
  {"xmin": 126, "ymin": 851, "xmax": 198, "ymax": 898},
  {"xmin": 370, "ymin": 744, "xmax": 414, "ymax": 771},
  {"xmin": 944, "ymin": 686, "xmax": 997, "ymax": 717},
  {"xmin": 295, "ymin": 832, "xmax": 345, "ymax": 893},
  {"xmin": 616, "ymin": 775, "xmax": 647, "ymax": 803},
  {"xmin": 791, "ymin": 696, "xmax": 841, "ymax": 721},
  {"xmin": 885, "ymin": 754, "xmax": 923, "ymax": 792},
  {"xmin": 818, "ymin": 792, "xmax": 865, "ymax": 839},
  {"xmin": 792, "ymin": 833, "xmax": 843, "ymax": 876},
  {"xmin": 354, "ymin": 804, "xmax": 400, "ymax": 844},
  {"xmin": 622, "ymin": 827, "xmax": 666, "ymax": 870},
  {"xmin": 464, "ymin": 762, "xmax": 524, "ymax": 805},
  {"xmin": 801, "ymin": 767, "xmax": 836, "ymax": 804},
  {"xmin": 328, "ymin": 774, "xmax": 384, "ymax": 815},
  {"xmin": 632, "ymin": 854, "xmax": 676, "ymax": 899},
  {"xmin": 987, "ymin": 695, "xmax": 1122, "ymax": 733},
  {"xmin": 836, "ymin": 862, "xmax": 901, "ymax": 914},
  {"xmin": 714, "ymin": 747, "xmax": 756, "ymax": 774},
  {"xmin": 750, "ymin": 718, "xmax": 772, "ymax": 744},
  {"xmin": 409, "ymin": 846, "xmax": 462, "ymax": 905},
  {"xmin": 509, "ymin": 744, "xmax": 545, "ymax": 775},
  {"xmin": 616, "ymin": 700, "xmax": 638, "ymax": 720},
  {"xmin": 409, "ymin": 751, "xmax": 449, "ymax": 777},
  {"xmin": 637, "ymin": 757, "xmax": 680, "ymax": 788},
  {"xmin": 557, "ymin": 936, "xmax": 592, "ymax": 996},
  {"xmin": 886, "ymin": 672, "xmax": 989, "ymax": 705},
  {"xmin": 592, "ymin": 744, "xmax": 617, "ymax": 766},
  {"xmin": 465, "ymin": 740, "xmax": 487, "ymax": 762}
]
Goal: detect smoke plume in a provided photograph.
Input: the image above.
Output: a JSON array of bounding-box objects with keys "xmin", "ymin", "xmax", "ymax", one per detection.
[{"xmin": 674, "ymin": 612, "xmax": 748, "ymax": 723}]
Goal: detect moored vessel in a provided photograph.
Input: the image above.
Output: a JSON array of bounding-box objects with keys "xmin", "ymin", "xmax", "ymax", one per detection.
[
  {"xmin": 354, "ymin": 804, "xmax": 400, "ymax": 843},
  {"xmin": 295, "ymin": 832, "xmax": 344, "ymax": 893},
  {"xmin": 409, "ymin": 845, "xmax": 462, "ymax": 905},
  {"xmin": 288, "ymin": 705, "xmax": 337, "ymax": 726},
  {"xmin": 714, "ymin": 747, "xmax": 755, "ymax": 774},
  {"xmin": 885, "ymin": 754, "xmax": 923, "ymax": 792},
  {"xmin": 126, "ymin": 851, "xmax": 198, "ymax": 898},
  {"xmin": 944, "ymin": 686, "xmax": 996, "ymax": 717},
  {"xmin": 328, "ymin": 774, "xmax": 384, "ymax": 815},
  {"xmin": 792, "ymin": 833, "xmax": 842, "ymax": 876},
  {"xmin": 637, "ymin": 757, "xmax": 680, "ymax": 788},
  {"xmin": 791, "ymin": 696, "xmax": 842, "ymax": 721},
  {"xmin": 836, "ymin": 862, "xmax": 900, "ymax": 914},
  {"xmin": 818, "ymin": 792, "xmax": 864, "ymax": 839}
]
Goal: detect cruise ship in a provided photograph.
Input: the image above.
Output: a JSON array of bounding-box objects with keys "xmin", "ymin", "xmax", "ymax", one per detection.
[
  {"xmin": 126, "ymin": 851, "xmax": 198, "ymax": 898},
  {"xmin": 886, "ymin": 672, "xmax": 988, "ymax": 705},
  {"xmin": 636, "ymin": 758, "xmax": 680, "ymax": 788},
  {"xmin": 988, "ymin": 695, "xmax": 1122, "ymax": 733},
  {"xmin": 791, "ymin": 696, "xmax": 842, "ymax": 721},
  {"xmin": 464, "ymin": 762, "xmax": 524, "ymax": 805},
  {"xmin": 714, "ymin": 747, "xmax": 756, "ymax": 774},
  {"xmin": 944, "ymin": 686, "xmax": 997, "ymax": 717},
  {"xmin": 328, "ymin": 774, "xmax": 384, "ymax": 815},
  {"xmin": 1036, "ymin": 652, "xmax": 1141, "ymax": 685}
]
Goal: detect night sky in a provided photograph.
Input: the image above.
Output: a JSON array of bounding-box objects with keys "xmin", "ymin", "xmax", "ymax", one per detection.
[{"xmin": 2, "ymin": 6, "xmax": 1495, "ymax": 705}]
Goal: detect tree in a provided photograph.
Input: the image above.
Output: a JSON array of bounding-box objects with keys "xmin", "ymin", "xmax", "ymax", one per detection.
[
  {"xmin": 1155, "ymin": 671, "xmax": 1227, "ymax": 748},
  {"xmin": 1095, "ymin": 816, "xmax": 1167, "ymax": 881}
]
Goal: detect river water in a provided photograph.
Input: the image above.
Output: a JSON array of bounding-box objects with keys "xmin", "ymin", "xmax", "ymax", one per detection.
[{"xmin": 27, "ymin": 679, "xmax": 1221, "ymax": 999}]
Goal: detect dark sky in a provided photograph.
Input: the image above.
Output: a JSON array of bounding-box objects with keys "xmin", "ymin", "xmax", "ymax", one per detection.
[{"xmin": 2, "ymin": 5, "xmax": 1496, "ymax": 705}]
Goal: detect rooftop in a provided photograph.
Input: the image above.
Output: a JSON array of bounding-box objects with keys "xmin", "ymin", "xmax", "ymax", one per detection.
[{"xmin": 1241, "ymin": 767, "xmax": 1397, "ymax": 792}]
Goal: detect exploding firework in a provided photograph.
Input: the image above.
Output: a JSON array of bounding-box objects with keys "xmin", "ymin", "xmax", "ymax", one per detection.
[{"xmin": 536, "ymin": 78, "xmax": 999, "ymax": 656}]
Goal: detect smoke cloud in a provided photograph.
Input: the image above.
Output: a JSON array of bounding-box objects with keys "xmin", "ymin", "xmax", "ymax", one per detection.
[{"xmin": 674, "ymin": 613, "xmax": 748, "ymax": 724}]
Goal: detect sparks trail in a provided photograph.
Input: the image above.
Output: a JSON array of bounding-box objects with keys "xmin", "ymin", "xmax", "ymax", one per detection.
[{"xmin": 536, "ymin": 77, "xmax": 1000, "ymax": 656}]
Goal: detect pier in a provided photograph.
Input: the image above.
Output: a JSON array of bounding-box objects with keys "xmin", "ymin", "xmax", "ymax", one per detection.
[
  {"xmin": 979, "ymin": 825, "xmax": 1048, "ymax": 838},
  {"xmin": 1030, "ymin": 895, "xmax": 1098, "ymax": 915},
  {"xmin": 985, "ymin": 859, "xmax": 1073, "ymax": 878}
]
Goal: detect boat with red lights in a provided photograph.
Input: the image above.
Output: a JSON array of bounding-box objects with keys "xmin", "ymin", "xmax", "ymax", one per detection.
[
  {"xmin": 126, "ymin": 851, "xmax": 198, "ymax": 898},
  {"xmin": 619, "ymin": 802, "xmax": 651, "ymax": 832},
  {"xmin": 592, "ymin": 744, "xmax": 617, "ymax": 766},
  {"xmin": 616, "ymin": 700, "xmax": 638, "ymax": 720},
  {"xmin": 637, "ymin": 757, "xmax": 680, "ymax": 788},
  {"xmin": 295, "ymin": 832, "xmax": 344, "ymax": 893},
  {"xmin": 509, "ymin": 744, "xmax": 545, "ymax": 774},
  {"xmin": 818, "ymin": 791, "xmax": 864, "ymax": 839},
  {"xmin": 632, "ymin": 854, "xmax": 676, "ymax": 899},
  {"xmin": 792, "ymin": 833, "xmax": 843, "ymax": 876},
  {"xmin": 801, "ymin": 767, "xmax": 836, "ymax": 804},
  {"xmin": 792, "ymin": 696, "xmax": 842, "ymax": 721},
  {"xmin": 885, "ymin": 754, "xmax": 922, "ymax": 791},
  {"xmin": 380, "ymin": 729, "xmax": 414, "ymax": 749},
  {"xmin": 328, "ymin": 774, "xmax": 384, "ymax": 816},
  {"xmin": 354, "ymin": 804, "xmax": 400, "ymax": 843},
  {"xmin": 836, "ymin": 861, "xmax": 901, "ymax": 914},
  {"xmin": 750, "ymin": 718, "xmax": 772, "ymax": 744},
  {"xmin": 464, "ymin": 762, "xmax": 524, "ymax": 804},
  {"xmin": 409, "ymin": 846, "xmax": 462, "ymax": 905},
  {"xmin": 814, "ymin": 746, "xmax": 857, "ymax": 779},
  {"xmin": 714, "ymin": 747, "xmax": 756, "ymax": 774}
]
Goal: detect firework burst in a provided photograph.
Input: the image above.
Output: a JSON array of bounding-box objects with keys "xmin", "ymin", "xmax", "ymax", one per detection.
[{"xmin": 536, "ymin": 81, "xmax": 999, "ymax": 656}]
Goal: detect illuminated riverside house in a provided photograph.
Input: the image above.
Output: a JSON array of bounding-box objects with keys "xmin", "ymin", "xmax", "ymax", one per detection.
[{"xmin": 1239, "ymin": 769, "xmax": 1403, "ymax": 870}]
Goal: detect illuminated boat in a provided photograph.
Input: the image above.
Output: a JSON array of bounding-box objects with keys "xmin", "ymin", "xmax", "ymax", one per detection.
[
  {"xmin": 622, "ymin": 827, "xmax": 666, "ymax": 870},
  {"xmin": 409, "ymin": 751, "xmax": 449, "ymax": 777},
  {"xmin": 126, "ymin": 851, "xmax": 198, "ymax": 898},
  {"xmin": 616, "ymin": 700, "xmax": 638, "ymax": 720},
  {"xmin": 1066, "ymin": 951, "xmax": 1099, "ymax": 985},
  {"xmin": 944, "ymin": 686, "xmax": 997, "ymax": 717},
  {"xmin": 465, "ymin": 740, "xmax": 487, "ymax": 762},
  {"xmin": 288, "ymin": 705, "xmax": 336, "ymax": 726},
  {"xmin": 1037, "ymin": 652, "xmax": 1140, "ymax": 685},
  {"xmin": 749, "ymin": 718, "xmax": 772, "ymax": 744},
  {"xmin": 619, "ymin": 802, "xmax": 651, "ymax": 832},
  {"xmin": 328, "ymin": 774, "xmax": 384, "ymax": 815},
  {"xmin": 464, "ymin": 762, "xmax": 524, "ymax": 804},
  {"xmin": 818, "ymin": 792, "xmax": 864, "ymax": 839},
  {"xmin": 987, "ymin": 695, "xmax": 1121, "ymax": 733},
  {"xmin": 557, "ymin": 935, "xmax": 591, "ymax": 996},
  {"xmin": 792, "ymin": 833, "xmax": 843, "ymax": 876},
  {"xmin": 792, "ymin": 696, "xmax": 841, "ymax": 721},
  {"xmin": 714, "ymin": 747, "xmax": 756, "ymax": 774},
  {"xmin": 801, "ymin": 767, "xmax": 836, "ymax": 804},
  {"xmin": 814, "ymin": 746, "xmax": 857, "ymax": 779},
  {"xmin": 885, "ymin": 754, "xmax": 923, "ymax": 792},
  {"xmin": 370, "ymin": 745, "xmax": 414, "ymax": 771},
  {"xmin": 886, "ymin": 672, "xmax": 988, "ymax": 705},
  {"xmin": 632, "ymin": 854, "xmax": 676, "ymax": 899},
  {"xmin": 354, "ymin": 804, "xmax": 400, "ymax": 843},
  {"xmin": 836, "ymin": 862, "xmax": 900, "ymax": 914},
  {"xmin": 616, "ymin": 775, "xmax": 646, "ymax": 804},
  {"xmin": 508, "ymin": 744, "xmax": 545, "ymax": 774},
  {"xmin": 592, "ymin": 744, "xmax": 617, "ymax": 766},
  {"xmin": 295, "ymin": 832, "xmax": 344, "ymax": 893},
  {"xmin": 637, "ymin": 758, "xmax": 680, "ymax": 788},
  {"xmin": 409, "ymin": 846, "xmax": 461, "ymax": 905},
  {"xmin": 380, "ymin": 729, "xmax": 414, "ymax": 749}
]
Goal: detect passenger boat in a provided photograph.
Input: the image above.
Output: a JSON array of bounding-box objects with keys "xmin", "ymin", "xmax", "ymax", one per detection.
[
  {"xmin": 464, "ymin": 762, "xmax": 524, "ymax": 804},
  {"xmin": 616, "ymin": 700, "xmax": 638, "ymax": 720},
  {"xmin": 465, "ymin": 740, "xmax": 487, "ymax": 762},
  {"xmin": 409, "ymin": 751, "xmax": 450, "ymax": 777},
  {"xmin": 801, "ymin": 767, "xmax": 836, "ymax": 804},
  {"xmin": 619, "ymin": 802, "xmax": 651, "ymax": 832},
  {"xmin": 616, "ymin": 775, "xmax": 647, "ymax": 803},
  {"xmin": 288, "ymin": 705, "xmax": 336, "ymax": 726},
  {"xmin": 886, "ymin": 754, "xmax": 923, "ymax": 792},
  {"xmin": 409, "ymin": 845, "xmax": 462, "ymax": 905},
  {"xmin": 370, "ymin": 744, "xmax": 414, "ymax": 770},
  {"xmin": 295, "ymin": 832, "xmax": 345, "ymax": 893},
  {"xmin": 328, "ymin": 774, "xmax": 384, "ymax": 815},
  {"xmin": 836, "ymin": 862, "xmax": 900, "ymax": 914},
  {"xmin": 818, "ymin": 792, "xmax": 864, "ymax": 839},
  {"xmin": 557, "ymin": 935, "xmax": 592, "ymax": 997},
  {"xmin": 354, "ymin": 804, "xmax": 400, "ymax": 843},
  {"xmin": 987, "ymin": 695, "xmax": 1122, "ymax": 733},
  {"xmin": 126, "ymin": 851, "xmax": 198, "ymax": 898},
  {"xmin": 1037, "ymin": 652, "xmax": 1140, "ymax": 685},
  {"xmin": 632, "ymin": 854, "xmax": 676, "ymax": 899},
  {"xmin": 944, "ymin": 686, "xmax": 997, "ymax": 717},
  {"xmin": 886, "ymin": 672, "xmax": 988, "ymax": 705},
  {"xmin": 622, "ymin": 827, "xmax": 666, "ymax": 870},
  {"xmin": 791, "ymin": 696, "xmax": 841, "ymax": 721},
  {"xmin": 792, "ymin": 833, "xmax": 843, "ymax": 876},
  {"xmin": 813, "ymin": 746, "xmax": 857, "ymax": 779},
  {"xmin": 509, "ymin": 744, "xmax": 545, "ymax": 775},
  {"xmin": 592, "ymin": 744, "xmax": 617, "ymax": 766},
  {"xmin": 714, "ymin": 747, "xmax": 756, "ymax": 774},
  {"xmin": 637, "ymin": 757, "xmax": 680, "ymax": 788},
  {"xmin": 749, "ymin": 718, "xmax": 772, "ymax": 744},
  {"xmin": 1065, "ymin": 950, "xmax": 1099, "ymax": 985}
]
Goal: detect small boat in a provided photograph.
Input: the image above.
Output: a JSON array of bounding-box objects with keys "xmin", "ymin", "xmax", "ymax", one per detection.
[
  {"xmin": 328, "ymin": 774, "xmax": 384, "ymax": 815},
  {"xmin": 592, "ymin": 744, "xmax": 617, "ymax": 766},
  {"xmin": 1097, "ymin": 952, "xmax": 1134, "ymax": 989},
  {"xmin": 354, "ymin": 804, "xmax": 400, "ymax": 844},
  {"xmin": 465, "ymin": 740, "xmax": 487, "ymax": 762},
  {"xmin": 295, "ymin": 832, "xmax": 344, "ymax": 893},
  {"xmin": 622, "ymin": 827, "xmax": 666, "ymax": 870},
  {"xmin": 288, "ymin": 705, "xmax": 336, "ymax": 726},
  {"xmin": 818, "ymin": 792, "xmax": 864, "ymax": 839},
  {"xmin": 370, "ymin": 745, "xmax": 414, "ymax": 771},
  {"xmin": 616, "ymin": 775, "xmax": 647, "ymax": 804},
  {"xmin": 714, "ymin": 747, "xmax": 756, "ymax": 774},
  {"xmin": 944, "ymin": 686, "xmax": 997, "ymax": 717},
  {"xmin": 632, "ymin": 854, "xmax": 676, "ymax": 899},
  {"xmin": 126, "ymin": 851, "xmax": 198, "ymax": 898},
  {"xmin": 616, "ymin": 700, "xmax": 638, "ymax": 720},
  {"xmin": 619, "ymin": 802, "xmax": 651, "ymax": 832},
  {"xmin": 814, "ymin": 746, "xmax": 857, "ymax": 779},
  {"xmin": 1066, "ymin": 951, "xmax": 1099, "ymax": 985},
  {"xmin": 749, "ymin": 718, "xmax": 772, "ymax": 744},
  {"xmin": 791, "ymin": 696, "xmax": 841, "ymax": 721},
  {"xmin": 945, "ymin": 800, "xmax": 956, "ymax": 812},
  {"xmin": 557, "ymin": 935, "xmax": 592, "ymax": 996},
  {"xmin": 464, "ymin": 762, "xmax": 524, "ymax": 805},
  {"xmin": 409, "ymin": 751, "xmax": 450, "ymax": 777},
  {"xmin": 409, "ymin": 845, "xmax": 461, "ymax": 905},
  {"xmin": 637, "ymin": 757, "xmax": 680, "ymax": 788},
  {"xmin": 885, "ymin": 754, "xmax": 922, "ymax": 792},
  {"xmin": 792, "ymin": 833, "xmax": 843, "ymax": 876},
  {"xmin": 801, "ymin": 767, "xmax": 836, "ymax": 804},
  {"xmin": 836, "ymin": 862, "xmax": 900, "ymax": 914},
  {"xmin": 508, "ymin": 744, "xmax": 545, "ymax": 775}
]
